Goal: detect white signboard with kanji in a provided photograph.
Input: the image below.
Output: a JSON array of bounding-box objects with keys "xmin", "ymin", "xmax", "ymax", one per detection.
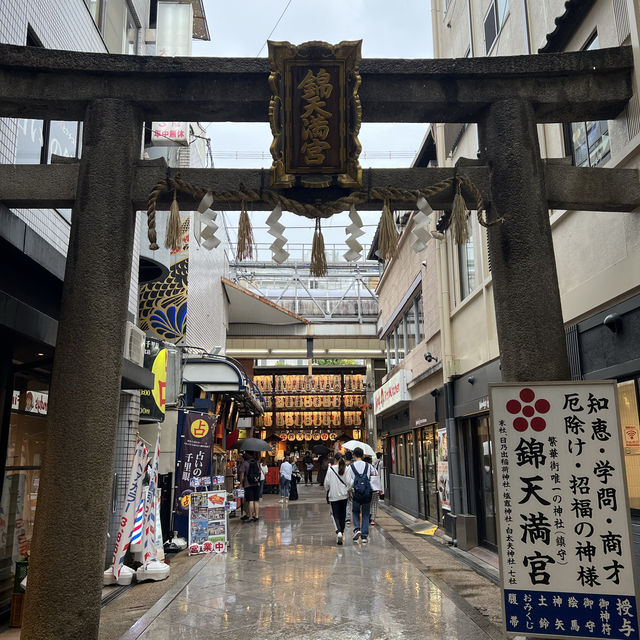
[{"xmin": 490, "ymin": 381, "xmax": 639, "ymax": 640}]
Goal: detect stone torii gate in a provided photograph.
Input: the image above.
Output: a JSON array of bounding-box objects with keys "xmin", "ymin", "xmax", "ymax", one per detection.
[{"xmin": 0, "ymin": 43, "xmax": 638, "ymax": 639}]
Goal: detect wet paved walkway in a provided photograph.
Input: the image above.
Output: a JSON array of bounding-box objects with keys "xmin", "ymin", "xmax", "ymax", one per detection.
[{"xmin": 117, "ymin": 487, "xmax": 508, "ymax": 640}]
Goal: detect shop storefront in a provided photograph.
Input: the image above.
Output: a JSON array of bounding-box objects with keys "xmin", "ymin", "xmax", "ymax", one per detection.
[
  {"xmin": 375, "ymin": 370, "xmax": 417, "ymax": 515},
  {"xmin": 410, "ymin": 391, "xmax": 443, "ymax": 525},
  {"xmin": 452, "ymin": 359, "xmax": 501, "ymax": 550},
  {"xmin": 253, "ymin": 366, "xmax": 368, "ymax": 462}
]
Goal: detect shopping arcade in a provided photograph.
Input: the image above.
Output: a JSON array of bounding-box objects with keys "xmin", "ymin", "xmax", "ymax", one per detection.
[{"xmin": 0, "ymin": 41, "xmax": 639, "ymax": 638}]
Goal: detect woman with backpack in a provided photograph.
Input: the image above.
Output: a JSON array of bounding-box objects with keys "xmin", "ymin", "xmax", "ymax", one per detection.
[
  {"xmin": 347, "ymin": 447, "xmax": 377, "ymax": 544},
  {"xmin": 324, "ymin": 452, "xmax": 353, "ymax": 545}
]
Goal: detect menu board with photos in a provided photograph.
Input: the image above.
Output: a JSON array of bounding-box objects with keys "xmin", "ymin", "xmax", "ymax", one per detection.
[{"xmin": 188, "ymin": 490, "xmax": 228, "ymax": 555}]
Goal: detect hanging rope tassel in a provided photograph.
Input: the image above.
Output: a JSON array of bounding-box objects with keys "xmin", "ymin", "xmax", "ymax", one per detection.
[
  {"xmin": 236, "ymin": 201, "xmax": 255, "ymax": 261},
  {"xmin": 451, "ymin": 178, "xmax": 470, "ymax": 245},
  {"xmin": 165, "ymin": 189, "xmax": 182, "ymax": 251},
  {"xmin": 310, "ymin": 218, "xmax": 328, "ymax": 277},
  {"xmin": 378, "ymin": 198, "xmax": 399, "ymax": 261}
]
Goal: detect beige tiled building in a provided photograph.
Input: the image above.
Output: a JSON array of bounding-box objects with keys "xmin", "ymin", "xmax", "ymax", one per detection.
[{"xmin": 375, "ymin": 0, "xmax": 640, "ymax": 554}]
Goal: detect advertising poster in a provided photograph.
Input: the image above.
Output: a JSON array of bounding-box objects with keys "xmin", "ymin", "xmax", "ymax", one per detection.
[
  {"xmin": 490, "ymin": 382, "xmax": 639, "ymax": 640},
  {"xmin": 140, "ymin": 338, "xmax": 168, "ymax": 422},
  {"xmin": 175, "ymin": 412, "xmax": 216, "ymax": 516},
  {"xmin": 188, "ymin": 490, "xmax": 228, "ymax": 555},
  {"xmin": 437, "ymin": 428, "xmax": 450, "ymax": 511}
]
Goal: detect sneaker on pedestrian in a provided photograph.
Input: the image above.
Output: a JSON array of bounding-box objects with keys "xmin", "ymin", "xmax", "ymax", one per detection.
[
  {"xmin": 250, "ymin": 517, "xmax": 259, "ymax": 522},
  {"xmin": 278, "ymin": 499, "xmax": 285, "ymax": 503},
  {"xmin": 370, "ymin": 519, "xmax": 376, "ymax": 526},
  {"xmin": 352, "ymin": 529, "xmax": 361, "ymax": 542},
  {"xmin": 240, "ymin": 515, "xmax": 249, "ymax": 521},
  {"xmin": 337, "ymin": 532, "xmax": 343, "ymax": 545},
  {"xmin": 362, "ymin": 537, "xmax": 368, "ymax": 544}
]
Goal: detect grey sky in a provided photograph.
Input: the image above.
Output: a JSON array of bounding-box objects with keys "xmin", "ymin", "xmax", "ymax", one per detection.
[{"xmin": 191, "ymin": 0, "xmax": 435, "ymax": 248}]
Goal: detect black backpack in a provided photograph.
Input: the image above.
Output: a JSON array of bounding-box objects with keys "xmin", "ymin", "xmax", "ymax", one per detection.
[
  {"xmin": 351, "ymin": 462, "xmax": 372, "ymax": 503},
  {"xmin": 247, "ymin": 459, "xmax": 261, "ymax": 484}
]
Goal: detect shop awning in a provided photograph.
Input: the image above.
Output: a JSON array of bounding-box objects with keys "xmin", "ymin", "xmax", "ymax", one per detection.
[
  {"xmin": 183, "ymin": 355, "xmax": 265, "ymax": 416},
  {"xmin": 222, "ymin": 278, "xmax": 308, "ymax": 326},
  {"xmin": 121, "ymin": 358, "xmax": 155, "ymax": 390}
]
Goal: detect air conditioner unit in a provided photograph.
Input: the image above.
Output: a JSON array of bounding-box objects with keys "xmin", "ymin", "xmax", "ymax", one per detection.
[{"xmin": 124, "ymin": 321, "xmax": 145, "ymax": 366}]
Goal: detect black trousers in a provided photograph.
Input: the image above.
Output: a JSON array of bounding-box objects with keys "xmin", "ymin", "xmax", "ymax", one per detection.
[
  {"xmin": 330, "ymin": 499, "xmax": 348, "ymax": 534},
  {"xmin": 304, "ymin": 469, "xmax": 313, "ymax": 484}
]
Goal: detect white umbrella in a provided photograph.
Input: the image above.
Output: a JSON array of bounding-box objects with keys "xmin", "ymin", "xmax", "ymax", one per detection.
[{"xmin": 341, "ymin": 440, "xmax": 375, "ymax": 457}]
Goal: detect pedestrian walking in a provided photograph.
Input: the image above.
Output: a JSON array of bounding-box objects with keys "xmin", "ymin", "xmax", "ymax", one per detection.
[
  {"xmin": 374, "ymin": 451, "xmax": 385, "ymax": 501},
  {"xmin": 238, "ymin": 451, "xmax": 261, "ymax": 522},
  {"xmin": 279, "ymin": 455, "xmax": 292, "ymax": 504},
  {"xmin": 344, "ymin": 449, "xmax": 353, "ymax": 524},
  {"xmin": 259, "ymin": 460, "xmax": 269, "ymax": 499},
  {"xmin": 316, "ymin": 454, "xmax": 329, "ymax": 486},
  {"xmin": 303, "ymin": 453, "xmax": 314, "ymax": 485},
  {"xmin": 289, "ymin": 458, "xmax": 300, "ymax": 500},
  {"xmin": 367, "ymin": 455, "xmax": 381, "ymax": 525},
  {"xmin": 347, "ymin": 447, "xmax": 377, "ymax": 544},
  {"xmin": 324, "ymin": 452, "xmax": 352, "ymax": 545}
]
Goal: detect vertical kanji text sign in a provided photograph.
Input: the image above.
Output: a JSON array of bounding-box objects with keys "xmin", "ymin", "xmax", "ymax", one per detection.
[{"xmin": 490, "ymin": 381, "xmax": 639, "ymax": 640}]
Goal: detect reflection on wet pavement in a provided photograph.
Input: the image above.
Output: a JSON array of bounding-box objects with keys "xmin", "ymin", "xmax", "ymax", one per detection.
[{"xmin": 134, "ymin": 490, "xmax": 493, "ymax": 639}]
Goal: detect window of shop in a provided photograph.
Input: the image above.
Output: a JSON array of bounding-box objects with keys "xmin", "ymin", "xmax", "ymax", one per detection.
[
  {"xmin": 617, "ymin": 379, "xmax": 640, "ymax": 509},
  {"xmin": 1, "ymin": 387, "xmax": 48, "ymax": 582},
  {"xmin": 484, "ymin": 0, "xmax": 509, "ymax": 54},
  {"xmin": 84, "ymin": 0, "xmax": 104, "ymax": 26},
  {"xmin": 396, "ymin": 320, "xmax": 405, "ymax": 361},
  {"xmin": 416, "ymin": 295, "xmax": 425, "ymax": 342},
  {"xmin": 406, "ymin": 431, "xmax": 415, "ymax": 477},
  {"xmin": 405, "ymin": 304, "xmax": 417, "ymax": 353},
  {"xmin": 15, "ymin": 32, "xmax": 82, "ymax": 171},
  {"xmin": 565, "ymin": 35, "xmax": 610, "ymax": 168},
  {"xmin": 396, "ymin": 434, "xmax": 406, "ymax": 476},
  {"xmin": 390, "ymin": 436, "xmax": 397, "ymax": 474},
  {"xmin": 384, "ymin": 294, "xmax": 424, "ymax": 371},
  {"xmin": 104, "ymin": 0, "xmax": 139, "ymax": 54},
  {"xmin": 458, "ymin": 218, "xmax": 475, "ymax": 300}
]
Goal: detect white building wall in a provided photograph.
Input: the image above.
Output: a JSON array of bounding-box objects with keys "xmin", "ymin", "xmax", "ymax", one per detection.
[{"xmin": 0, "ymin": 0, "xmax": 107, "ymax": 257}]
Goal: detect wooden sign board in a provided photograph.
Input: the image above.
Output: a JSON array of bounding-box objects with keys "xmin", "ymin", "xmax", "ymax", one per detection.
[{"xmin": 268, "ymin": 40, "xmax": 362, "ymax": 188}]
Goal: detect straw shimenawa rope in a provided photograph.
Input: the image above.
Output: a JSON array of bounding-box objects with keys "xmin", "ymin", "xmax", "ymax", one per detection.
[
  {"xmin": 165, "ymin": 189, "xmax": 183, "ymax": 250},
  {"xmin": 310, "ymin": 218, "xmax": 328, "ymax": 277},
  {"xmin": 145, "ymin": 174, "xmax": 501, "ymax": 252},
  {"xmin": 378, "ymin": 198, "xmax": 399, "ymax": 261},
  {"xmin": 235, "ymin": 201, "xmax": 255, "ymax": 261}
]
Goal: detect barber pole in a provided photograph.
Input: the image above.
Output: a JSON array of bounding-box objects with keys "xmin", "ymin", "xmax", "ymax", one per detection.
[
  {"xmin": 110, "ymin": 439, "xmax": 147, "ymax": 579},
  {"xmin": 140, "ymin": 425, "xmax": 161, "ymax": 564}
]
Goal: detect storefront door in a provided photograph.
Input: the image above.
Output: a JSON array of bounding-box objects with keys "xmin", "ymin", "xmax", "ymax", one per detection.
[
  {"xmin": 416, "ymin": 426, "xmax": 440, "ymax": 523},
  {"xmin": 462, "ymin": 415, "xmax": 497, "ymax": 549}
]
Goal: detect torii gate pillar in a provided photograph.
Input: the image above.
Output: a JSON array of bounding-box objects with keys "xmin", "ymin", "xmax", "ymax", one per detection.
[
  {"xmin": 21, "ymin": 99, "xmax": 141, "ymax": 640},
  {"xmin": 479, "ymin": 98, "xmax": 571, "ymax": 383}
]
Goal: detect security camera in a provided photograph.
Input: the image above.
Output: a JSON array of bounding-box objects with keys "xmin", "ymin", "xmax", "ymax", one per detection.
[
  {"xmin": 421, "ymin": 260, "xmax": 427, "ymax": 267},
  {"xmin": 424, "ymin": 352, "xmax": 439, "ymax": 363}
]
